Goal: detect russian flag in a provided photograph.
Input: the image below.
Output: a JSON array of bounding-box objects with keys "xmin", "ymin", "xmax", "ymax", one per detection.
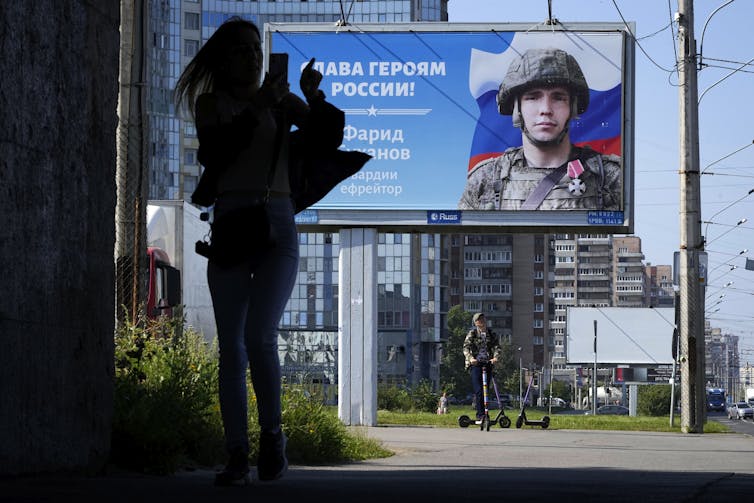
[{"xmin": 467, "ymin": 46, "xmax": 622, "ymax": 172}]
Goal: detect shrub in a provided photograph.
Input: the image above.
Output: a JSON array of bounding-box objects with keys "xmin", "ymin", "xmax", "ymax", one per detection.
[
  {"xmin": 112, "ymin": 311, "xmax": 391, "ymax": 474},
  {"xmin": 111, "ymin": 313, "xmax": 224, "ymax": 474},
  {"xmin": 377, "ymin": 381, "xmax": 442, "ymax": 413},
  {"xmin": 412, "ymin": 379, "xmax": 440, "ymax": 413},
  {"xmin": 638, "ymin": 384, "xmax": 675, "ymax": 416},
  {"xmin": 378, "ymin": 383, "xmax": 413, "ymax": 412}
]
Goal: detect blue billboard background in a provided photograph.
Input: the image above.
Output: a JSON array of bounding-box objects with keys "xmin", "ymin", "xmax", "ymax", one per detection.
[{"xmin": 270, "ymin": 28, "xmax": 625, "ymax": 211}]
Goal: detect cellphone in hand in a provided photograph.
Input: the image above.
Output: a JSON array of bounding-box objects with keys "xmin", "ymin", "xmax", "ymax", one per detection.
[{"xmin": 269, "ymin": 52, "xmax": 288, "ymax": 82}]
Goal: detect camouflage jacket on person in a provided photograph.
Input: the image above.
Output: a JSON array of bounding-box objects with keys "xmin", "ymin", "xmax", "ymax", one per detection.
[
  {"xmin": 458, "ymin": 145, "xmax": 622, "ymax": 211},
  {"xmin": 463, "ymin": 327, "xmax": 502, "ymax": 370}
]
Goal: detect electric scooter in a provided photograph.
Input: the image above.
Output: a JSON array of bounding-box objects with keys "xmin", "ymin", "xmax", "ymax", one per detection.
[
  {"xmin": 458, "ymin": 363, "xmax": 512, "ymax": 430},
  {"xmin": 515, "ymin": 376, "xmax": 550, "ymax": 429}
]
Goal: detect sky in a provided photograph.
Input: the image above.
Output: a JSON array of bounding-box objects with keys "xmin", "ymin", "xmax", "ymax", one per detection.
[{"xmin": 447, "ymin": 0, "xmax": 754, "ymax": 366}]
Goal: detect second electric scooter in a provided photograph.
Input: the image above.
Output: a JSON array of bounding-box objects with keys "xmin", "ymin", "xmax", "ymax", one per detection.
[{"xmin": 515, "ymin": 376, "xmax": 550, "ymax": 429}]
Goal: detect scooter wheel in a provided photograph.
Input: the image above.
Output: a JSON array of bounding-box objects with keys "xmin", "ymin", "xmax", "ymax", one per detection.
[
  {"xmin": 458, "ymin": 415, "xmax": 471, "ymax": 428},
  {"xmin": 515, "ymin": 416, "xmax": 524, "ymax": 429},
  {"xmin": 541, "ymin": 416, "xmax": 550, "ymax": 429},
  {"xmin": 499, "ymin": 416, "xmax": 511, "ymax": 428}
]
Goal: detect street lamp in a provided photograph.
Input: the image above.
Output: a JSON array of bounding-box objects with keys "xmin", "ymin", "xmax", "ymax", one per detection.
[
  {"xmin": 708, "ymin": 250, "xmax": 749, "ymax": 276},
  {"xmin": 704, "ymin": 217, "xmax": 747, "ymax": 247}
]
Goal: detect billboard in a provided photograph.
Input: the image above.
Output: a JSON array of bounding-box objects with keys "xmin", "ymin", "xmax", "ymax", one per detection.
[
  {"xmin": 566, "ymin": 307, "xmax": 674, "ymax": 365},
  {"xmin": 266, "ymin": 22, "xmax": 635, "ymax": 232}
]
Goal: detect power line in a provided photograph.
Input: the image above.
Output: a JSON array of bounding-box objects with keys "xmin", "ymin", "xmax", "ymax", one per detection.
[
  {"xmin": 611, "ymin": 0, "xmax": 677, "ymax": 74},
  {"xmin": 699, "ymin": 56, "xmax": 754, "ymax": 104}
]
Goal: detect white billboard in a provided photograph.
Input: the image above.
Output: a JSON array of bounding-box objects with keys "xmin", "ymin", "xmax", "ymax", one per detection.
[{"xmin": 566, "ymin": 307, "xmax": 675, "ymax": 365}]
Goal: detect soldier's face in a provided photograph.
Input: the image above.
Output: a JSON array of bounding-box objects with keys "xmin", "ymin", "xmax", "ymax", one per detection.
[{"xmin": 519, "ymin": 86, "xmax": 571, "ymax": 144}]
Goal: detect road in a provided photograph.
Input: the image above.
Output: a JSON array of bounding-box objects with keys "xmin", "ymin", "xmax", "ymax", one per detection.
[
  {"xmin": 2, "ymin": 423, "xmax": 754, "ymax": 502},
  {"xmin": 709, "ymin": 410, "xmax": 754, "ymax": 435}
]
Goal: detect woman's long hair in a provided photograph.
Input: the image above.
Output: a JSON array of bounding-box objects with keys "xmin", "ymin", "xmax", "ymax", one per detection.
[{"xmin": 173, "ymin": 17, "xmax": 260, "ymax": 119}]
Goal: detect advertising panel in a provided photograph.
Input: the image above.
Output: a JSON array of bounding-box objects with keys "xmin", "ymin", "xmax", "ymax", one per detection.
[
  {"xmin": 566, "ymin": 307, "xmax": 674, "ymax": 365},
  {"xmin": 266, "ymin": 22, "xmax": 634, "ymax": 232}
]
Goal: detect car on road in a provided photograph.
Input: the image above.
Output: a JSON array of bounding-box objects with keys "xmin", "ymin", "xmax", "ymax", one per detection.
[
  {"xmin": 726, "ymin": 401, "xmax": 754, "ymax": 420},
  {"xmin": 585, "ymin": 405, "xmax": 629, "ymax": 416},
  {"xmin": 550, "ymin": 397, "xmax": 568, "ymax": 408}
]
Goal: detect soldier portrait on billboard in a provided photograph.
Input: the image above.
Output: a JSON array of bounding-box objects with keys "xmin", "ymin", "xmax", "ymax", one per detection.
[{"xmin": 458, "ymin": 47, "xmax": 622, "ymax": 211}]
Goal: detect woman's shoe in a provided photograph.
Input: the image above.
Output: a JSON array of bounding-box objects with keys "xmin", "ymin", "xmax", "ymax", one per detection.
[
  {"xmin": 257, "ymin": 430, "xmax": 288, "ymax": 481},
  {"xmin": 214, "ymin": 448, "xmax": 251, "ymax": 486}
]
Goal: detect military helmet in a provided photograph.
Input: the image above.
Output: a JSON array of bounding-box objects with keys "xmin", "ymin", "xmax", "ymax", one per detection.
[{"xmin": 497, "ymin": 47, "xmax": 590, "ymax": 115}]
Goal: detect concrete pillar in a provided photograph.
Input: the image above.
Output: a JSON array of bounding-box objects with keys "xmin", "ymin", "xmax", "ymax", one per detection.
[{"xmin": 338, "ymin": 228, "xmax": 378, "ymax": 426}]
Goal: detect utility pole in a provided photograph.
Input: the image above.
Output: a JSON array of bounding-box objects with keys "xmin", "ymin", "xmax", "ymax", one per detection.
[
  {"xmin": 593, "ymin": 320, "xmax": 597, "ymax": 415},
  {"xmin": 677, "ymin": 0, "xmax": 706, "ymax": 433}
]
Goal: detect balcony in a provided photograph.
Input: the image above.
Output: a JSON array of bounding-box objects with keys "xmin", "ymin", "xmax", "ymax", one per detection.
[
  {"xmin": 577, "ymin": 286, "xmax": 612, "ymax": 293},
  {"xmin": 617, "ymin": 252, "xmax": 644, "ymax": 259}
]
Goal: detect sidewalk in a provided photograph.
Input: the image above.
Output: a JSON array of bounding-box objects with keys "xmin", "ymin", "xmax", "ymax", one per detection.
[{"xmin": 3, "ymin": 425, "xmax": 753, "ymax": 502}]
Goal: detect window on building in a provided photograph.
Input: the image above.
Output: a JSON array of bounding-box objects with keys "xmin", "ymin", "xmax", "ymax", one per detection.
[
  {"xmin": 184, "ymin": 12, "xmax": 200, "ymax": 30},
  {"xmin": 464, "ymin": 301, "xmax": 481, "ymax": 311},
  {"xmin": 183, "ymin": 175, "xmax": 197, "ymax": 197},
  {"xmin": 184, "ymin": 39, "xmax": 200, "ymax": 58},
  {"xmin": 184, "ymin": 148, "xmax": 197, "ymax": 165},
  {"xmin": 464, "ymin": 267, "xmax": 481, "ymax": 279}
]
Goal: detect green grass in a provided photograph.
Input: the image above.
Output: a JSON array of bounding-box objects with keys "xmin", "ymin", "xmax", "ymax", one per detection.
[{"xmin": 376, "ymin": 406, "xmax": 730, "ymax": 433}]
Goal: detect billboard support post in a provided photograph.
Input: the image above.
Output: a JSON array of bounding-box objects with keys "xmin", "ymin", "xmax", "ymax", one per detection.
[
  {"xmin": 337, "ymin": 228, "xmax": 378, "ymax": 426},
  {"xmin": 677, "ymin": 0, "xmax": 706, "ymax": 434}
]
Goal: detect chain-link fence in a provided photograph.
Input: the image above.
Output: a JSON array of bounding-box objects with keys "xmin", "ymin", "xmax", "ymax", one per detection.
[{"xmin": 115, "ymin": 0, "xmax": 149, "ymax": 328}]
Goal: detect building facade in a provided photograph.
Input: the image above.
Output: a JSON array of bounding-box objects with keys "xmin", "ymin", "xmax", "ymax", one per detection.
[
  {"xmin": 550, "ymin": 233, "xmax": 613, "ymax": 376},
  {"xmin": 705, "ymin": 323, "xmax": 740, "ymax": 401},
  {"xmin": 450, "ymin": 233, "xmax": 550, "ymax": 379},
  {"xmin": 612, "ymin": 236, "xmax": 645, "ymax": 307},
  {"xmin": 645, "ymin": 263, "xmax": 675, "ymax": 308}
]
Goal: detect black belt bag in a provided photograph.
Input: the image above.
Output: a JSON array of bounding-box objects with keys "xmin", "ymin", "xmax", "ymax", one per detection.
[{"xmin": 196, "ymin": 203, "xmax": 273, "ymax": 269}]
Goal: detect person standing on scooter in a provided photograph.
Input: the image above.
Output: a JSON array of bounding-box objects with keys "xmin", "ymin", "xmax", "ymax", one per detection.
[{"xmin": 463, "ymin": 313, "xmax": 502, "ymax": 422}]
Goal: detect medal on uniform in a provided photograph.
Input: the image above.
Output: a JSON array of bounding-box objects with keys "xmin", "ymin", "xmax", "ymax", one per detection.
[{"xmin": 567, "ymin": 160, "xmax": 586, "ymax": 196}]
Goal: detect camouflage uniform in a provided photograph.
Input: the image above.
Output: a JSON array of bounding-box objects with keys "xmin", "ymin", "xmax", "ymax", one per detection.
[
  {"xmin": 459, "ymin": 47, "xmax": 622, "ymax": 211},
  {"xmin": 458, "ymin": 145, "xmax": 622, "ymax": 210},
  {"xmin": 463, "ymin": 326, "xmax": 502, "ymax": 370}
]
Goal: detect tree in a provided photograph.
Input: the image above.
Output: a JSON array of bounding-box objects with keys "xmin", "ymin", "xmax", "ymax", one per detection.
[
  {"xmin": 494, "ymin": 339, "xmax": 517, "ymax": 394},
  {"xmin": 544, "ymin": 379, "xmax": 572, "ymax": 403},
  {"xmin": 439, "ymin": 306, "xmax": 473, "ymax": 399}
]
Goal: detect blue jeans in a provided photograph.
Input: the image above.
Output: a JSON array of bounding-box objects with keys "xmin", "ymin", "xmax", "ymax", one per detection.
[
  {"xmin": 470, "ymin": 363, "xmax": 493, "ymax": 418},
  {"xmin": 208, "ymin": 194, "xmax": 299, "ymax": 453}
]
